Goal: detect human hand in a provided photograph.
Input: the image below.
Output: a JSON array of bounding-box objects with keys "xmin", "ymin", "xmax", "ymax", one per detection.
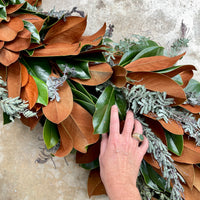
[{"xmin": 99, "ymin": 105, "xmax": 149, "ymax": 200}]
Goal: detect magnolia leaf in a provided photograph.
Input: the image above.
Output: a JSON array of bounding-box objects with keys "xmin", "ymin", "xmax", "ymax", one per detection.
[
  {"xmin": 87, "ymin": 168, "xmax": 106, "ymax": 198},
  {"xmin": 73, "ymin": 51, "xmax": 106, "ymax": 62},
  {"xmin": 32, "ymin": 43, "xmax": 81, "ymax": 57},
  {"xmin": 0, "ymin": 4, "xmax": 6, "ymax": 20},
  {"xmin": 184, "ymin": 78, "xmax": 200, "ymax": 93},
  {"xmin": 20, "ymin": 63, "xmax": 28, "ymax": 87},
  {"xmin": 131, "ymin": 46, "xmax": 164, "ymax": 61},
  {"xmin": 71, "ymin": 63, "xmax": 113, "ymax": 86},
  {"xmin": 43, "ymin": 119, "xmax": 60, "ymax": 150},
  {"xmin": 32, "ymin": 75, "xmax": 48, "ymax": 106},
  {"xmin": 44, "ymin": 16, "xmax": 87, "ymax": 44},
  {"xmin": 76, "ymin": 140, "xmax": 100, "ymax": 164},
  {"xmin": 23, "ymin": 20, "xmax": 40, "ymax": 44},
  {"xmin": 0, "ymin": 41, "xmax": 4, "ymax": 49},
  {"xmin": 194, "ymin": 165, "xmax": 200, "ymax": 192},
  {"xmin": 180, "ymin": 104, "xmax": 200, "ymax": 114},
  {"xmin": 4, "ymin": 28, "xmax": 31, "ymax": 52},
  {"xmin": 6, "ymin": 4, "xmax": 24, "ymax": 14},
  {"xmin": 127, "ymin": 72, "xmax": 186, "ymax": 105},
  {"xmin": 0, "ymin": 64, "xmax": 6, "ymax": 81},
  {"xmin": 110, "ymin": 65, "xmax": 127, "ymax": 88},
  {"xmin": 0, "ymin": 48, "xmax": 19, "ymax": 66},
  {"xmin": 174, "ymin": 162, "xmax": 194, "ymax": 190},
  {"xmin": 7, "ymin": 61, "xmax": 21, "ymax": 98},
  {"xmin": 183, "ymin": 184, "xmax": 200, "ymax": 200},
  {"xmin": 80, "ymin": 159, "xmax": 99, "ymax": 170},
  {"xmin": 56, "ymin": 58, "xmax": 91, "ymax": 79},
  {"xmin": 43, "ymin": 80, "xmax": 73, "ymax": 124},
  {"xmin": 0, "ymin": 17, "xmax": 24, "ymax": 41},
  {"xmin": 125, "ymin": 52, "xmax": 186, "ymax": 72},
  {"xmin": 55, "ymin": 102, "xmax": 99, "ymax": 157},
  {"xmin": 20, "ymin": 74, "xmax": 38, "ymax": 109},
  {"xmin": 144, "ymin": 153, "xmax": 160, "ymax": 169},
  {"xmin": 115, "ymin": 90, "xmax": 127, "ymax": 120},
  {"xmin": 73, "ymin": 99, "xmax": 95, "ymax": 115},
  {"xmin": 3, "ymin": 112, "xmax": 12, "ymax": 125},
  {"xmin": 25, "ymin": 0, "xmax": 42, "ymax": 6},
  {"xmin": 165, "ymin": 130, "xmax": 183, "ymax": 156},
  {"xmin": 93, "ymin": 85, "xmax": 115, "ymax": 134}
]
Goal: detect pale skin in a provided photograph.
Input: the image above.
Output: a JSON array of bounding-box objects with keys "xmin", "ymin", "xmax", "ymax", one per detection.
[{"xmin": 99, "ymin": 105, "xmax": 149, "ymax": 200}]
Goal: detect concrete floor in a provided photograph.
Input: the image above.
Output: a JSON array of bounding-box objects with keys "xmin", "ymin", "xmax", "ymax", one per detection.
[{"xmin": 0, "ymin": 0, "xmax": 200, "ymax": 199}]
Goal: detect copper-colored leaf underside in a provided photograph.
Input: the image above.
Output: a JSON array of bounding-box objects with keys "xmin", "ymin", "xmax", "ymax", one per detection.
[
  {"xmin": 0, "ymin": 17, "xmax": 24, "ymax": 42},
  {"xmin": 180, "ymin": 104, "xmax": 200, "ymax": 114},
  {"xmin": 127, "ymin": 72, "xmax": 186, "ymax": 105},
  {"xmin": 20, "ymin": 63, "xmax": 29, "ymax": 87},
  {"xmin": 7, "ymin": 61, "xmax": 21, "ymax": 98},
  {"xmin": 87, "ymin": 168, "xmax": 106, "ymax": 198},
  {"xmin": 194, "ymin": 165, "xmax": 200, "ymax": 192},
  {"xmin": 32, "ymin": 43, "xmax": 81, "ymax": 57},
  {"xmin": 44, "ymin": 16, "xmax": 87, "ymax": 44},
  {"xmin": 0, "ymin": 64, "xmax": 7, "ymax": 81},
  {"xmin": 180, "ymin": 70, "xmax": 194, "ymax": 88},
  {"xmin": 20, "ymin": 74, "xmax": 38, "ymax": 109},
  {"xmin": 4, "ymin": 28, "xmax": 31, "ymax": 52},
  {"xmin": 183, "ymin": 184, "xmax": 200, "ymax": 200},
  {"xmin": 144, "ymin": 153, "xmax": 160, "ymax": 169},
  {"xmin": 6, "ymin": 4, "xmax": 24, "ymax": 14},
  {"xmin": 72, "ymin": 63, "xmax": 113, "ymax": 86},
  {"xmin": 56, "ymin": 102, "xmax": 99, "ymax": 155},
  {"xmin": 25, "ymin": 0, "xmax": 42, "ymax": 7},
  {"xmin": 110, "ymin": 65, "xmax": 127, "ymax": 88},
  {"xmin": 0, "ymin": 41, "xmax": 4, "ymax": 49},
  {"xmin": 43, "ymin": 80, "xmax": 73, "ymax": 124},
  {"xmin": 0, "ymin": 48, "xmax": 19, "ymax": 66},
  {"xmin": 124, "ymin": 52, "xmax": 186, "ymax": 72}
]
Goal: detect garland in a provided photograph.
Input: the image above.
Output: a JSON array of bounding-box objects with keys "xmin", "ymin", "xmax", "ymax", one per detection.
[{"xmin": 1, "ymin": 1, "xmax": 200, "ymax": 199}]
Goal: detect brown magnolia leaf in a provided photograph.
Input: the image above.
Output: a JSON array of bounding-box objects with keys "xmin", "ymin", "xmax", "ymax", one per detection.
[
  {"xmin": 43, "ymin": 80, "xmax": 73, "ymax": 124},
  {"xmin": 174, "ymin": 162, "xmax": 194, "ymax": 190},
  {"xmin": 88, "ymin": 168, "xmax": 106, "ymax": 198},
  {"xmin": 183, "ymin": 184, "xmax": 200, "ymax": 200},
  {"xmin": 163, "ymin": 65, "xmax": 196, "ymax": 78},
  {"xmin": 25, "ymin": 0, "xmax": 42, "ymax": 7},
  {"xmin": 76, "ymin": 140, "xmax": 100, "ymax": 164},
  {"xmin": 0, "ymin": 48, "xmax": 19, "ymax": 66},
  {"xmin": 6, "ymin": 4, "xmax": 24, "ymax": 14},
  {"xmin": 194, "ymin": 165, "xmax": 200, "ymax": 192},
  {"xmin": 145, "ymin": 113, "xmax": 184, "ymax": 135},
  {"xmin": 4, "ymin": 28, "xmax": 31, "ymax": 52},
  {"xmin": 112, "ymin": 54, "xmax": 123, "ymax": 65},
  {"xmin": 20, "ymin": 74, "xmax": 38, "ymax": 109},
  {"xmin": 72, "ymin": 63, "xmax": 113, "ymax": 86},
  {"xmin": 44, "ymin": 16, "xmax": 87, "ymax": 44},
  {"xmin": 127, "ymin": 72, "xmax": 186, "ymax": 105},
  {"xmin": 28, "ymin": 42, "xmax": 44, "ymax": 50},
  {"xmin": 180, "ymin": 104, "xmax": 200, "ymax": 114},
  {"xmin": 184, "ymin": 136, "xmax": 200, "ymax": 154},
  {"xmin": 32, "ymin": 43, "xmax": 81, "ymax": 57},
  {"xmin": 180, "ymin": 70, "xmax": 194, "ymax": 88},
  {"xmin": 7, "ymin": 61, "xmax": 21, "ymax": 98},
  {"xmin": 80, "ymin": 23, "xmax": 106, "ymax": 47},
  {"xmin": 144, "ymin": 153, "xmax": 160, "ymax": 169},
  {"xmin": 0, "ymin": 17, "xmax": 24, "ymax": 42},
  {"xmin": 17, "ymin": 14, "xmax": 45, "ymax": 32},
  {"xmin": 20, "ymin": 63, "xmax": 29, "ymax": 87},
  {"xmin": 56, "ymin": 102, "xmax": 99, "ymax": 155},
  {"xmin": 0, "ymin": 64, "xmax": 7, "ymax": 81},
  {"xmin": 124, "ymin": 52, "xmax": 186, "ymax": 72},
  {"xmin": 0, "ymin": 41, "xmax": 4, "ymax": 49},
  {"xmin": 110, "ymin": 65, "xmax": 127, "ymax": 88}
]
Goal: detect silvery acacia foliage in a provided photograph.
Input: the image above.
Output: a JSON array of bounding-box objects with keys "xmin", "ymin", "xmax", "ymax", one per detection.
[{"xmin": 0, "ymin": 76, "xmax": 36, "ymax": 121}]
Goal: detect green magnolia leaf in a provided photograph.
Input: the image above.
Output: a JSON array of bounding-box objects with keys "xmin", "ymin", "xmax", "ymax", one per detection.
[
  {"xmin": 3, "ymin": 112, "xmax": 12, "ymax": 125},
  {"xmin": 0, "ymin": 3, "xmax": 6, "ymax": 20},
  {"xmin": 80, "ymin": 159, "xmax": 99, "ymax": 170},
  {"xmin": 131, "ymin": 46, "xmax": 164, "ymax": 62},
  {"xmin": 24, "ymin": 49, "xmax": 34, "ymax": 56},
  {"xmin": 184, "ymin": 78, "xmax": 200, "ymax": 93},
  {"xmin": 32, "ymin": 75, "xmax": 48, "ymax": 106},
  {"xmin": 43, "ymin": 119, "xmax": 60, "ymax": 150},
  {"xmin": 9, "ymin": 0, "xmax": 25, "ymax": 4},
  {"xmin": 119, "ymin": 40, "xmax": 159, "ymax": 66},
  {"xmin": 73, "ymin": 52, "xmax": 106, "ymax": 62},
  {"xmin": 20, "ymin": 57, "xmax": 51, "ymax": 83},
  {"xmin": 56, "ymin": 59, "xmax": 91, "ymax": 79},
  {"xmin": 74, "ymin": 99, "xmax": 95, "ymax": 115},
  {"xmin": 115, "ymin": 90, "xmax": 127, "ymax": 120},
  {"xmin": 140, "ymin": 160, "xmax": 171, "ymax": 193},
  {"xmin": 165, "ymin": 130, "xmax": 183, "ymax": 156},
  {"xmin": 93, "ymin": 85, "xmax": 115, "ymax": 134},
  {"xmin": 156, "ymin": 65, "xmax": 181, "ymax": 73},
  {"xmin": 23, "ymin": 20, "xmax": 40, "ymax": 44}
]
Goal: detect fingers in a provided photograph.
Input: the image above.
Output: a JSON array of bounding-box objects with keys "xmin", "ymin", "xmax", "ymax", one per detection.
[
  {"xmin": 139, "ymin": 136, "xmax": 149, "ymax": 153},
  {"xmin": 109, "ymin": 105, "xmax": 120, "ymax": 140},
  {"xmin": 100, "ymin": 133, "xmax": 108, "ymax": 156},
  {"xmin": 122, "ymin": 110, "xmax": 134, "ymax": 138},
  {"xmin": 132, "ymin": 119, "xmax": 143, "ymax": 144}
]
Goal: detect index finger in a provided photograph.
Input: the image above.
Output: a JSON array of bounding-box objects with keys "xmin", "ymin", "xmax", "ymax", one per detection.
[{"xmin": 109, "ymin": 105, "xmax": 120, "ymax": 140}]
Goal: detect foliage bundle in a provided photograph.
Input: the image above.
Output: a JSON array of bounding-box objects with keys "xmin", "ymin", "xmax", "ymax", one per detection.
[{"xmin": 1, "ymin": 1, "xmax": 200, "ymax": 199}]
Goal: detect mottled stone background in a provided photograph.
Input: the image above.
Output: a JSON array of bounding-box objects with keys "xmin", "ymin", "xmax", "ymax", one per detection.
[{"xmin": 0, "ymin": 0, "xmax": 200, "ymax": 200}]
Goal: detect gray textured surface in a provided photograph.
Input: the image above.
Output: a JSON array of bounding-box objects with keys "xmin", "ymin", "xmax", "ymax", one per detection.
[{"xmin": 0, "ymin": 0, "xmax": 200, "ymax": 199}]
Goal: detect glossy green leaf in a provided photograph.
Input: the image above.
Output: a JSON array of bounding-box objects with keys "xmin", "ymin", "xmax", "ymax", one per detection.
[
  {"xmin": 140, "ymin": 160, "xmax": 171, "ymax": 192},
  {"xmin": 73, "ymin": 52, "xmax": 106, "ymax": 62},
  {"xmin": 20, "ymin": 57, "xmax": 51, "ymax": 83},
  {"xmin": 3, "ymin": 112, "xmax": 12, "ymax": 125},
  {"xmin": 119, "ymin": 40, "xmax": 159, "ymax": 66},
  {"xmin": 165, "ymin": 130, "xmax": 183, "ymax": 156},
  {"xmin": 23, "ymin": 20, "xmax": 40, "ymax": 44},
  {"xmin": 32, "ymin": 75, "xmax": 48, "ymax": 106},
  {"xmin": 156, "ymin": 65, "xmax": 181, "ymax": 73},
  {"xmin": 24, "ymin": 49, "xmax": 34, "ymax": 56},
  {"xmin": 43, "ymin": 119, "xmax": 60, "ymax": 150},
  {"xmin": 56, "ymin": 59, "xmax": 91, "ymax": 79},
  {"xmin": 0, "ymin": 3, "xmax": 6, "ymax": 20},
  {"xmin": 131, "ymin": 46, "xmax": 164, "ymax": 62},
  {"xmin": 9, "ymin": 0, "xmax": 25, "ymax": 4},
  {"xmin": 115, "ymin": 90, "xmax": 127, "ymax": 120},
  {"xmin": 93, "ymin": 85, "xmax": 115, "ymax": 134},
  {"xmin": 80, "ymin": 159, "xmax": 99, "ymax": 170},
  {"xmin": 74, "ymin": 99, "xmax": 95, "ymax": 115},
  {"xmin": 184, "ymin": 78, "xmax": 200, "ymax": 94}
]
